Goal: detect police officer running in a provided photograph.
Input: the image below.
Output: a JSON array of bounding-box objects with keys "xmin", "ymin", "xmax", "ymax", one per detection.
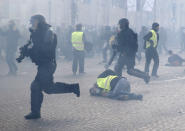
[
  {"xmin": 114, "ymin": 18, "xmax": 150, "ymax": 84},
  {"xmin": 22, "ymin": 15, "xmax": 80, "ymax": 120},
  {"xmin": 71, "ymin": 24, "xmax": 86, "ymax": 75},
  {"xmin": 144, "ymin": 23, "xmax": 160, "ymax": 78}
]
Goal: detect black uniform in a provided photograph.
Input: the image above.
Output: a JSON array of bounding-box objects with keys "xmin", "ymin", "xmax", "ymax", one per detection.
[
  {"xmin": 144, "ymin": 30, "xmax": 159, "ymax": 76},
  {"xmin": 26, "ymin": 23, "xmax": 80, "ymax": 118},
  {"xmin": 114, "ymin": 21, "xmax": 149, "ymax": 83}
]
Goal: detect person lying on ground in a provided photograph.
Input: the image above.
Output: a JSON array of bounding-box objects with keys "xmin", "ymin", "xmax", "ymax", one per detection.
[{"xmin": 89, "ymin": 69, "xmax": 143, "ymax": 101}]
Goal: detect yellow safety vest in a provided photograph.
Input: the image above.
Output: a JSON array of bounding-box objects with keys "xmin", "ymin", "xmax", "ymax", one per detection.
[
  {"xmin": 146, "ymin": 30, "xmax": 158, "ymax": 48},
  {"xmin": 109, "ymin": 35, "xmax": 115, "ymax": 46},
  {"xmin": 96, "ymin": 75, "xmax": 118, "ymax": 92},
  {"xmin": 71, "ymin": 32, "xmax": 84, "ymax": 51}
]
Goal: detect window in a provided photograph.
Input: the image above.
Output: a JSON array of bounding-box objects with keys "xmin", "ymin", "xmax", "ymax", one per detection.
[{"xmin": 112, "ymin": 0, "xmax": 124, "ymax": 8}]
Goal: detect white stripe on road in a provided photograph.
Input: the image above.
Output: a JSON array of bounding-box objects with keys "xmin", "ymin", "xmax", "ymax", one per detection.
[{"xmin": 151, "ymin": 76, "xmax": 185, "ymax": 84}]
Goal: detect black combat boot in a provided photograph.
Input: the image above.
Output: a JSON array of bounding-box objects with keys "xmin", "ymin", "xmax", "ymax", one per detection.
[
  {"xmin": 73, "ymin": 84, "xmax": 80, "ymax": 97},
  {"xmin": 54, "ymin": 82, "xmax": 80, "ymax": 97},
  {"xmin": 144, "ymin": 74, "xmax": 150, "ymax": 84},
  {"xmin": 128, "ymin": 69, "xmax": 150, "ymax": 84},
  {"xmin": 24, "ymin": 112, "xmax": 41, "ymax": 120}
]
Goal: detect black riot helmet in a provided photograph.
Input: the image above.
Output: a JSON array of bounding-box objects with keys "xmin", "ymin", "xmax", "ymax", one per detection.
[
  {"xmin": 30, "ymin": 14, "xmax": 46, "ymax": 24},
  {"xmin": 118, "ymin": 18, "xmax": 129, "ymax": 30}
]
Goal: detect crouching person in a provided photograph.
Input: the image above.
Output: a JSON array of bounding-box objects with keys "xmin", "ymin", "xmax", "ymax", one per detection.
[
  {"xmin": 89, "ymin": 69, "xmax": 143, "ymax": 101},
  {"xmin": 165, "ymin": 50, "xmax": 185, "ymax": 66}
]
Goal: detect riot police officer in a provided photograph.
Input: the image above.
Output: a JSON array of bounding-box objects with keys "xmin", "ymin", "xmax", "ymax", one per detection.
[
  {"xmin": 23, "ymin": 15, "xmax": 80, "ymax": 119},
  {"xmin": 114, "ymin": 18, "xmax": 150, "ymax": 83}
]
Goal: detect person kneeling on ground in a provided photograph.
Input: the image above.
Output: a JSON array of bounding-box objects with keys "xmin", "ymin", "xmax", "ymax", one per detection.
[
  {"xmin": 166, "ymin": 50, "xmax": 185, "ymax": 66},
  {"xmin": 89, "ymin": 69, "xmax": 143, "ymax": 101}
]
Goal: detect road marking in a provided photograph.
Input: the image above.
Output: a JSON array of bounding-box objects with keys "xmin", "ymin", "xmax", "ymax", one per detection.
[{"xmin": 151, "ymin": 76, "xmax": 185, "ymax": 84}]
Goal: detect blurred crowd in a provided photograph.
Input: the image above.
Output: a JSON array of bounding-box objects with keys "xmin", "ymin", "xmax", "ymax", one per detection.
[{"xmin": 0, "ymin": 20, "xmax": 185, "ymax": 66}]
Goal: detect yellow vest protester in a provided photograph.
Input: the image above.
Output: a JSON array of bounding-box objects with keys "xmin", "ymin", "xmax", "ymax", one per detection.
[
  {"xmin": 146, "ymin": 29, "xmax": 158, "ymax": 48},
  {"xmin": 96, "ymin": 75, "xmax": 118, "ymax": 92},
  {"xmin": 71, "ymin": 32, "xmax": 84, "ymax": 51}
]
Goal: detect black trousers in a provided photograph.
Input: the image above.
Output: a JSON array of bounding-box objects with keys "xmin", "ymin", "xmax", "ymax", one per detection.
[
  {"xmin": 145, "ymin": 48, "xmax": 159, "ymax": 76},
  {"xmin": 72, "ymin": 50, "xmax": 85, "ymax": 73},
  {"xmin": 6, "ymin": 51, "xmax": 17, "ymax": 74},
  {"xmin": 30, "ymin": 63, "xmax": 76, "ymax": 114},
  {"xmin": 114, "ymin": 53, "xmax": 147, "ymax": 79}
]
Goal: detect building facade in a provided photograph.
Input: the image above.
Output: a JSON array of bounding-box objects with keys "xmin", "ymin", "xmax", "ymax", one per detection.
[{"xmin": 0, "ymin": 0, "xmax": 185, "ymax": 30}]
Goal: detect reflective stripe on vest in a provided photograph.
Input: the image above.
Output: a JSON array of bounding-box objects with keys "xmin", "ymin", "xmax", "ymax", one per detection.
[
  {"xmin": 109, "ymin": 35, "xmax": 115, "ymax": 46},
  {"xmin": 96, "ymin": 75, "xmax": 118, "ymax": 92},
  {"xmin": 71, "ymin": 32, "xmax": 84, "ymax": 51},
  {"xmin": 146, "ymin": 30, "xmax": 157, "ymax": 48}
]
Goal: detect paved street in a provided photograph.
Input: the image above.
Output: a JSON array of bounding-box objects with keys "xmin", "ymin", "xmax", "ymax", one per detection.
[{"xmin": 1, "ymin": 56, "xmax": 185, "ymax": 131}]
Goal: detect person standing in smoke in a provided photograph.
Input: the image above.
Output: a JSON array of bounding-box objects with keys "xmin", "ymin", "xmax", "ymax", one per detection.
[
  {"xmin": 158, "ymin": 27, "xmax": 168, "ymax": 54},
  {"xmin": 137, "ymin": 26, "xmax": 148, "ymax": 63},
  {"xmin": 71, "ymin": 24, "xmax": 86, "ymax": 75},
  {"xmin": 179, "ymin": 27, "xmax": 185, "ymax": 53},
  {"xmin": 101, "ymin": 26, "xmax": 112, "ymax": 63},
  {"xmin": 0, "ymin": 33, "xmax": 5, "ymax": 63},
  {"xmin": 64, "ymin": 26, "xmax": 73, "ymax": 61},
  {"xmin": 144, "ymin": 23, "xmax": 160, "ymax": 78},
  {"xmin": 0, "ymin": 20, "xmax": 20, "ymax": 75},
  {"xmin": 114, "ymin": 18, "xmax": 150, "ymax": 84},
  {"xmin": 21, "ymin": 15, "xmax": 80, "ymax": 119}
]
